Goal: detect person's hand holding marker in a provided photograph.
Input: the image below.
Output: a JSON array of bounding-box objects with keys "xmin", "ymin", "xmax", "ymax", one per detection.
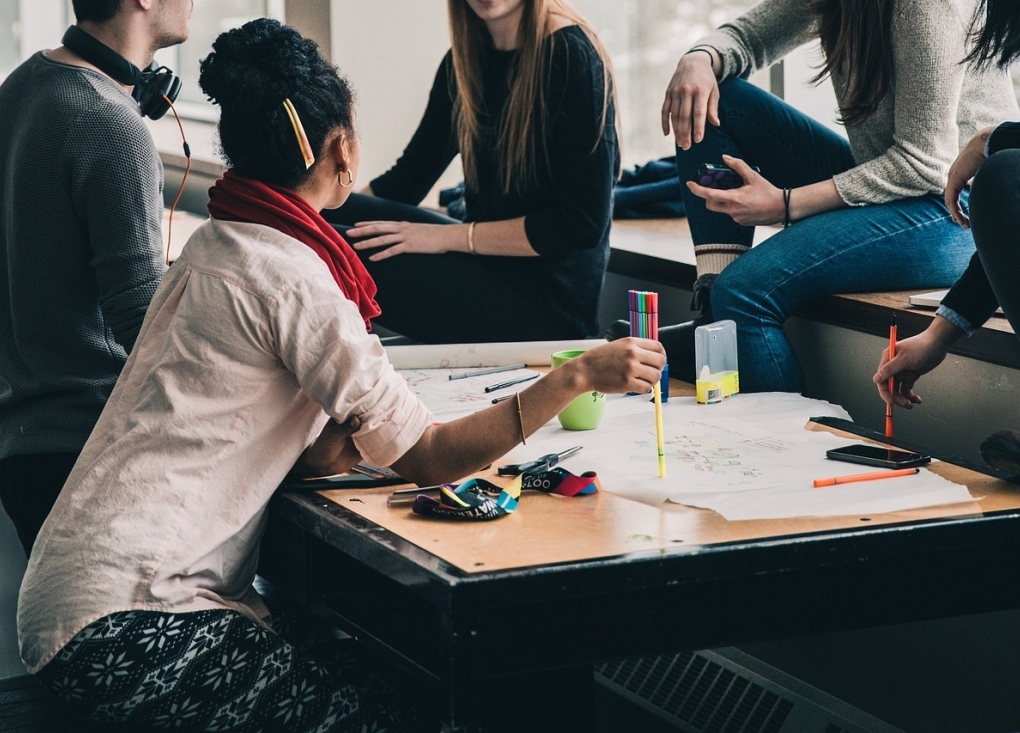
[{"xmin": 872, "ymin": 317, "xmax": 965, "ymax": 409}]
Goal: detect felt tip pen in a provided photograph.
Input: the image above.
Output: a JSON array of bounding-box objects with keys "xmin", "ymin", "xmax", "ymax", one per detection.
[
  {"xmin": 483, "ymin": 373, "xmax": 539, "ymax": 393},
  {"xmin": 492, "ymin": 394, "xmax": 514, "ymax": 404},
  {"xmin": 885, "ymin": 316, "xmax": 897, "ymax": 439},
  {"xmin": 449, "ymin": 363, "xmax": 527, "ymax": 381},
  {"xmin": 387, "ymin": 485, "xmax": 445, "ymax": 506},
  {"xmin": 813, "ymin": 467, "xmax": 919, "ymax": 488}
]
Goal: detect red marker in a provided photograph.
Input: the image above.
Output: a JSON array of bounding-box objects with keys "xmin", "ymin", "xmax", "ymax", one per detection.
[{"xmin": 885, "ymin": 316, "xmax": 897, "ymax": 439}]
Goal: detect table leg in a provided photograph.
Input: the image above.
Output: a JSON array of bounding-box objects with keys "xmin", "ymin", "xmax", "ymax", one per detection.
[{"xmin": 445, "ymin": 663, "xmax": 594, "ymax": 732}]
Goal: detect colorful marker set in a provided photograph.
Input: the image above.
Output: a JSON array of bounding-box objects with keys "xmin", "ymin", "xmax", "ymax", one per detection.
[
  {"xmin": 629, "ymin": 290, "xmax": 667, "ymax": 478},
  {"xmin": 629, "ymin": 290, "xmax": 659, "ymax": 341}
]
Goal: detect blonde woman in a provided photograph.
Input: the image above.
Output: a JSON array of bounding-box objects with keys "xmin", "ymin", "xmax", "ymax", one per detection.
[{"xmin": 325, "ymin": 0, "xmax": 618, "ymax": 344}]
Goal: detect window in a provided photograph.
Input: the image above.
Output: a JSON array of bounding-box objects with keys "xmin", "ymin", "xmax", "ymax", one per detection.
[
  {"xmin": 573, "ymin": 0, "xmax": 762, "ymax": 168},
  {"xmin": 158, "ymin": 0, "xmax": 284, "ymax": 120},
  {"xmin": 0, "ymin": 2, "xmax": 19, "ymax": 74},
  {"xmin": 0, "ymin": 0, "xmax": 67, "ymax": 80}
]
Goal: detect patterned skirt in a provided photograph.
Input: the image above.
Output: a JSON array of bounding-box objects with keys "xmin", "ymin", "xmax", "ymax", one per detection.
[{"xmin": 38, "ymin": 608, "xmax": 433, "ymax": 732}]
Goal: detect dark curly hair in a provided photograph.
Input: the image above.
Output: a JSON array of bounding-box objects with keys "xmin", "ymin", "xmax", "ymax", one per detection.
[{"xmin": 199, "ymin": 18, "xmax": 355, "ymax": 189}]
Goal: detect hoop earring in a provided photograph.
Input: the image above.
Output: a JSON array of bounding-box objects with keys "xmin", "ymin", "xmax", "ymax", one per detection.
[{"xmin": 338, "ymin": 170, "xmax": 354, "ymax": 188}]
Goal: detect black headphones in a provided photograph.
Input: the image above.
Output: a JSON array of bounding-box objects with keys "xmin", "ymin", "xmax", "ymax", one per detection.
[{"xmin": 61, "ymin": 25, "xmax": 182, "ymax": 120}]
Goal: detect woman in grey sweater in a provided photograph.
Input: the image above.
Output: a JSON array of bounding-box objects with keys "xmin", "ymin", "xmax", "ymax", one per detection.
[
  {"xmin": 874, "ymin": 0, "xmax": 1020, "ymax": 476},
  {"xmin": 644, "ymin": 0, "xmax": 1018, "ymax": 393}
]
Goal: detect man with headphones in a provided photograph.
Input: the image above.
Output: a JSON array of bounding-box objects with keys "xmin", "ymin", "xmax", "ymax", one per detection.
[{"xmin": 0, "ymin": 0, "xmax": 193, "ymax": 556}]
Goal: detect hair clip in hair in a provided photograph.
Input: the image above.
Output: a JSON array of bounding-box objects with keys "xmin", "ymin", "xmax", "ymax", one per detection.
[{"xmin": 282, "ymin": 98, "xmax": 315, "ymax": 169}]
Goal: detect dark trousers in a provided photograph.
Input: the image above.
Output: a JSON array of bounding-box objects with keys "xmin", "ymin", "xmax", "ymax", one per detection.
[
  {"xmin": 0, "ymin": 452, "xmax": 79, "ymax": 556},
  {"xmin": 323, "ymin": 194, "xmax": 579, "ymax": 343},
  {"xmin": 969, "ymin": 148, "xmax": 1020, "ymax": 335},
  {"xmin": 41, "ymin": 607, "xmax": 434, "ymax": 732}
]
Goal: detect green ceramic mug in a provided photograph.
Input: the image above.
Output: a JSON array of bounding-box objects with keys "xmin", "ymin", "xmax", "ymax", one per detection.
[{"xmin": 551, "ymin": 350, "xmax": 606, "ymax": 431}]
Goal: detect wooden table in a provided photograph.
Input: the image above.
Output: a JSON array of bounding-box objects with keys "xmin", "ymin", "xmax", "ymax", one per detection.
[{"xmin": 258, "ymin": 414, "xmax": 1020, "ymax": 732}]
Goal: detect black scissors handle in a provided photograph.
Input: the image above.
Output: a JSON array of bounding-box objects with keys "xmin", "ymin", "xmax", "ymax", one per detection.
[
  {"xmin": 497, "ymin": 453, "xmax": 555, "ymax": 476},
  {"xmin": 497, "ymin": 446, "xmax": 582, "ymax": 476}
]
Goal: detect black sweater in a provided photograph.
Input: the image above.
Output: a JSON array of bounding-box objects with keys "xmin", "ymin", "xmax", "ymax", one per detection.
[
  {"xmin": 0, "ymin": 53, "xmax": 165, "ymax": 460},
  {"xmin": 371, "ymin": 26, "xmax": 619, "ymax": 338}
]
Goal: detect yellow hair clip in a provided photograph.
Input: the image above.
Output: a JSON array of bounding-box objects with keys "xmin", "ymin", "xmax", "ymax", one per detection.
[{"xmin": 282, "ymin": 97, "xmax": 315, "ymax": 169}]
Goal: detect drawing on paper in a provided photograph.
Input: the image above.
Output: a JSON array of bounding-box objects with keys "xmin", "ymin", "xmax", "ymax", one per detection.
[{"xmin": 630, "ymin": 429, "xmax": 803, "ymax": 481}]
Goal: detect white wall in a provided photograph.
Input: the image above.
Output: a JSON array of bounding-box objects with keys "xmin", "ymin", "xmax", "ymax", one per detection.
[
  {"xmin": 330, "ymin": 0, "xmax": 461, "ymax": 197},
  {"xmin": 782, "ymin": 42, "xmax": 844, "ymax": 137}
]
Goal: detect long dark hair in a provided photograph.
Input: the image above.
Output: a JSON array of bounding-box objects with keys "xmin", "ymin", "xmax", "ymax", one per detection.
[
  {"xmin": 966, "ymin": 0, "xmax": 1020, "ymax": 68},
  {"xmin": 806, "ymin": 0, "xmax": 895, "ymax": 127}
]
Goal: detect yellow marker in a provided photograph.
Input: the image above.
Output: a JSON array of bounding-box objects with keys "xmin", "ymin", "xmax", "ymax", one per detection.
[{"xmin": 653, "ymin": 382, "xmax": 666, "ymax": 477}]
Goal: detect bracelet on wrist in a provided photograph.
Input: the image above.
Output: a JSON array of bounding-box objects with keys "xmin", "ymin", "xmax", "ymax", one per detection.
[
  {"xmin": 683, "ymin": 48, "xmax": 715, "ymax": 67},
  {"xmin": 782, "ymin": 188, "xmax": 792, "ymax": 228}
]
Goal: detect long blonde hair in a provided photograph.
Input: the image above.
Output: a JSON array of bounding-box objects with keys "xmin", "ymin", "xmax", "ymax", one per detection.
[{"xmin": 447, "ymin": 0, "xmax": 616, "ymax": 194}]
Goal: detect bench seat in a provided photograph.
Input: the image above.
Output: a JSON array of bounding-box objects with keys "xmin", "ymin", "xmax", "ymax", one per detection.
[{"xmin": 607, "ymin": 218, "xmax": 1017, "ymax": 369}]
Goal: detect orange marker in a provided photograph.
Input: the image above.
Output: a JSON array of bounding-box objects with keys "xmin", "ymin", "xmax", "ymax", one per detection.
[
  {"xmin": 813, "ymin": 467, "xmax": 919, "ymax": 488},
  {"xmin": 885, "ymin": 316, "xmax": 897, "ymax": 439}
]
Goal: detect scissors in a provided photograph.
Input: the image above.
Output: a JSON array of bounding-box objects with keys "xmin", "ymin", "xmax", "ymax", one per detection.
[{"xmin": 497, "ymin": 445, "xmax": 583, "ymax": 476}]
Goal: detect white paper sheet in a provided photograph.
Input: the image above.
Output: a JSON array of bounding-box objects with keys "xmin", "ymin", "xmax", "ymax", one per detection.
[
  {"xmin": 399, "ymin": 373, "xmax": 976, "ymax": 520},
  {"xmin": 399, "ymin": 367, "xmax": 542, "ymax": 421},
  {"xmin": 386, "ymin": 339, "xmax": 605, "ymax": 369}
]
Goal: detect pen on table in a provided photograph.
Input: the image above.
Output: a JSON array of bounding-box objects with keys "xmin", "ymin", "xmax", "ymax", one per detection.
[
  {"xmin": 813, "ymin": 467, "xmax": 919, "ymax": 488},
  {"xmin": 349, "ymin": 464, "xmax": 387, "ymax": 479},
  {"xmin": 387, "ymin": 485, "xmax": 445, "ymax": 506},
  {"xmin": 483, "ymin": 373, "xmax": 539, "ymax": 393},
  {"xmin": 449, "ymin": 363, "xmax": 527, "ymax": 381},
  {"xmin": 492, "ymin": 394, "xmax": 514, "ymax": 404},
  {"xmin": 885, "ymin": 315, "xmax": 897, "ymax": 440}
]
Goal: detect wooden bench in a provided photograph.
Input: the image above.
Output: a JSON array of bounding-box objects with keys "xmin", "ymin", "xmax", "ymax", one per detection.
[
  {"xmin": 606, "ymin": 217, "xmax": 1018, "ymax": 369},
  {"xmin": 158, "ymin": 153, "xmax": 1019, "ymax": 370},
  {"xmin": 0, "ymin": 674, "xmax": 160, "ymax": 732}
]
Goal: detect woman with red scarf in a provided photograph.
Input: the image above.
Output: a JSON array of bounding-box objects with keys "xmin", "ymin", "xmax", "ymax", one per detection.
[{"xmin": 17, "ymin": 19, "xmax": 664, "ymax": 733}]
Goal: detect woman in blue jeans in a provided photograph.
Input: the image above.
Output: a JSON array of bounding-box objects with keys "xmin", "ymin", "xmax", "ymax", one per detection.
[
  {"xmin": 634, "ymin": 0, "xmax": 1019, "ymax": 393},
  {"xmin": 874, "ymin": 0, "xmax": 1020, "ymax": 477}
]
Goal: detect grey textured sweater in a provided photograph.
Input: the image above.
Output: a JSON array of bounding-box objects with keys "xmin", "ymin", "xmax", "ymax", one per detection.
[
  {"xmin": 0, "ymin": 52, "xmax": 166, "ymax": 460},
  {"xmin": 697, "ymin": 0, "xmax": 1020, "ymax": 205}
]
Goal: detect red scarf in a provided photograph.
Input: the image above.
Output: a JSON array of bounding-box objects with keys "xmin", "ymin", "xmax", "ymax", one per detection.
[{"xmin": 207, "ymin": 170, "xmax": 381, "ymax": 331}]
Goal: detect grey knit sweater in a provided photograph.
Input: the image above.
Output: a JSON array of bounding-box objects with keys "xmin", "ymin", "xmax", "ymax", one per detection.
[
  {"xmin": 697, "ymin": 0, "xmax": 1020, "ymax": 205},
  {"xmin": 0, "ymin": 52, "xmax": 167, "ymax": 460}
]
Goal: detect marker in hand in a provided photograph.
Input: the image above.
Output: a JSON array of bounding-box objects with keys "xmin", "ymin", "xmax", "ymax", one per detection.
[{"xmin": 885, "ymin": 316, "xmax": 897, "ymax": 439}]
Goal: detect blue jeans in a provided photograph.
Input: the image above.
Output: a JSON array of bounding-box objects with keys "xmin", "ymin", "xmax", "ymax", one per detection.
[{"xmin": 676, "ymin": 78, "xmax": 975, "ymax": 393}]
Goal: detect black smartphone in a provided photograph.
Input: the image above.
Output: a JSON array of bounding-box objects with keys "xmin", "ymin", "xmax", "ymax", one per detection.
[
  {"xmin": 825, "ymin": 444, "xmax": 931, "ymax": 469},
  {"xmin": 692, "ymin": 162, "xmax": 761, "ymax": 190}
]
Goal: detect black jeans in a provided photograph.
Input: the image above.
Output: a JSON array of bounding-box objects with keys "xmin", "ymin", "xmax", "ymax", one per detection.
[
  {"xmin": 323, "ymin": 194, "xmax": 580, "ymax": 344},
  {"xmin": 969, "ymin": 148, "xmax": 1020, "ymax": 334},
  {"xmin": 0, "ymin": 452, "xmax": 79, "ymax": 556}
]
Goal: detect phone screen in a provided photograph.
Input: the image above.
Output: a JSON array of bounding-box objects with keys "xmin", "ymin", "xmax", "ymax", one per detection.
[
  {"xmin": 692, "ymin": 164, "xmax": 745, "ymax": 190},
  {"xmin": 826, "ymin": 444, "xmax": 931, "ymax": 469},
  {"xmin": 692, "ymin": 163, "xmax": 763, "ymax": 190}
]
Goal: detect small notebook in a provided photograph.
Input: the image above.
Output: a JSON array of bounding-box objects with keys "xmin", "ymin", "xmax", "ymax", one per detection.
[{"xmin": 909, "ymin": 289, "xmax": 1003, "ymax": 314}]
